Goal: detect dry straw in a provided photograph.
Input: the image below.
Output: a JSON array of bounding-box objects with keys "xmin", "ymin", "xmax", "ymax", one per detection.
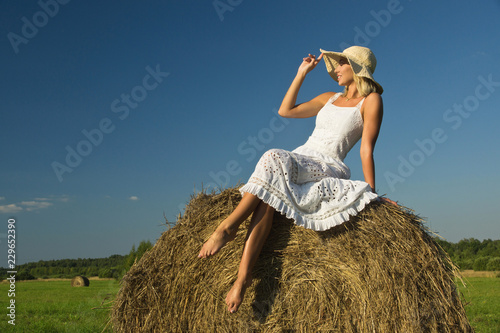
[
  {"xmin": 112, "ymin": 186, "xmax": 472, "ymax": 332},
  {"xmin": 71, "ymin": 275, "xmax": 90, "ymax": 287}
]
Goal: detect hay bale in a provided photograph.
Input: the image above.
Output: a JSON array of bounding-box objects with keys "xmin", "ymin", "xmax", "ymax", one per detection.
[
  {"xmin": 71, "ymin": 275, "xmax": 90, "ymax": 287},
  {"xmin": 111, "ymin": 186, "xmax": 472, "ymax": 332}
]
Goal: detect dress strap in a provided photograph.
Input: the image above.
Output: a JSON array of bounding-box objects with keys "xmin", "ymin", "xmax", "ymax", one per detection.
[
  {"xmin": 355, "ymin": 97, "xmax": 366, "ymax": 109},
  {"xmin": 328, "ymin": 92, "xmax": 342, "ymax": 103}
]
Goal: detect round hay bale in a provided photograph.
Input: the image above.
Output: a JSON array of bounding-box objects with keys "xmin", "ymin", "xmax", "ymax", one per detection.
[
  {"xmin": 71, "ymin": 275, "xmax": 90, "ymax": 287},
  {"xmin": 111, "ymin": 186, "xmax": 472, "ymax": 332}
]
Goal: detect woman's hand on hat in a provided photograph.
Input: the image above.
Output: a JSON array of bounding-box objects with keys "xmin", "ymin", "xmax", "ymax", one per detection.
[{"xmin": 298, "ymin": 53, "xmax": 323, "ymax": 75}]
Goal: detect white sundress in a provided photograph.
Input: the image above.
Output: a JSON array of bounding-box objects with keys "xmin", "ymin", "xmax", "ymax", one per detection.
[{"xmin": 239, "ymin": 93, "xmax": 379, "ymax": 231}]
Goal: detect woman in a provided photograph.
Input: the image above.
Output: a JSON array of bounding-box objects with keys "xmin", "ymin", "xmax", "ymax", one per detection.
[{"xmin": 198, "ymin": 46, "xmax": 393, "ymax": 313}]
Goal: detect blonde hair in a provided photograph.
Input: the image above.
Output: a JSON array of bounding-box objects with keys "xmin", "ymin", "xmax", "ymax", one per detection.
[{"xmin": 341, "ymin": 75, "xmax": 378, "ymax": 97}]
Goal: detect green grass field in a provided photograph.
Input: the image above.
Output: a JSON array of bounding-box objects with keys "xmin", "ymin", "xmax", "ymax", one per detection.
[
  {"xmin": 0, "ymin": 277, "xmax": 498, "ymax": 332},
  {"xmin": 0, "ymin": 279, "xmax": 119, "ymax": 333},
  {"xmin": 458, "ymin": 277, "xmax": 500, "ymax": 333}
]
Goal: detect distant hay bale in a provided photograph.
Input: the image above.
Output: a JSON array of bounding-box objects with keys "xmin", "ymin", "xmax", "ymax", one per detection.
[
  {"xmin": 71, "ymin": 275, "xmax": 90, "ymax": 287},
  {"xmin": 111, "ymin": 186, "xmax": 472, "ymax": 332}
]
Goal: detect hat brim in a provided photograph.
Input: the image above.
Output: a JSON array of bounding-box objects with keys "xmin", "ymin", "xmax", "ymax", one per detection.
[{"xmin": 320, "ymin": 48, "xmax": 383, "ymax": 94}]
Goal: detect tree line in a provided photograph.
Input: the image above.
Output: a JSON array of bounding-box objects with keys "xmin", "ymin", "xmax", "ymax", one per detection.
[
  {"xmin": 1, "ymin": 238, "xmax": 499, "ymax": 281},
  {"xmin": 0, "ymin": 240, "xmax": 153, "ymax": 281},
  {"xmin": 435, "ymin": 238, "xmax": 500, "ymax": 271}
]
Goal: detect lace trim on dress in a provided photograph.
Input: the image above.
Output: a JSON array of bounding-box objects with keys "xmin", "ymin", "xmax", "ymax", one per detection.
[{"xmin": 239, "ymin": 181, "xmax": 378, "ymax": 231}]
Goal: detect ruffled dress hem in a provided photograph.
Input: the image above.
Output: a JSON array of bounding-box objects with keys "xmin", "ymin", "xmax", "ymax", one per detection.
[{"xmin": 239, "ymin": 183, "xmax": 379, "ymax": 231}]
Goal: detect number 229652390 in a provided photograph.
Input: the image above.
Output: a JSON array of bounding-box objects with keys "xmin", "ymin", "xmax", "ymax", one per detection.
[{"xmin": 7, "ymin": 219, "xmax": 16, "ymax": 269}]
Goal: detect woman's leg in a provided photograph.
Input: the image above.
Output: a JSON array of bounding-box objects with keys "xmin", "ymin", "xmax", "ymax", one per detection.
[
  {"xmin": 226, "ymin": 201, "xmax": 274, "ymax": 313},
  {"xmin": 198, "ymin": 192, "xmax": 262, "ymax": 258}
]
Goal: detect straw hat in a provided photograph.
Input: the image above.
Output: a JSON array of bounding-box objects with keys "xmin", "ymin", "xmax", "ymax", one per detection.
[{"xmin": 320, "ymin": 46, "xmax": 383, "ymax": 94}]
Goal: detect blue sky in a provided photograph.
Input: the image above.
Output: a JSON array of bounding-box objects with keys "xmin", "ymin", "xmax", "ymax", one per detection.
[{"xmin": 1, "ymin": 0, "xmax": 499, "ymax": 266}]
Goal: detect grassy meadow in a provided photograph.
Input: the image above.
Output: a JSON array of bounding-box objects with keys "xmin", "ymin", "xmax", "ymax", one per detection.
[
  {"xmin": 0, "ymin": 278, "xmax": 119, "ymax": 332},
  {"xmin": 457, "ymin": 274, "xmax": 500, "ymax": 333},
  {"xmin": 0, "ymin": 275, "xmax": 498, "ymax": 332}
]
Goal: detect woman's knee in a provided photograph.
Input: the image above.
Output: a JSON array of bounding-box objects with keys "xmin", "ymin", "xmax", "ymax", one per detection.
[
  {"xmin": 255, "ymin": 201, "xmax": 275, "ymax": 217},
  {"xmin": 258, "ymin": 149, "xmax": 290, "ymax": 169},
  {"xmin": 261, "ymin": 148, "xmax": 285, "ymax": 160}
]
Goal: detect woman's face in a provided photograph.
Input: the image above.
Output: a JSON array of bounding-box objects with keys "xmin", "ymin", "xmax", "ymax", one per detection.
[{"xmin": 334, "ymin": 58, "xmax": 354, "ymax": 86}]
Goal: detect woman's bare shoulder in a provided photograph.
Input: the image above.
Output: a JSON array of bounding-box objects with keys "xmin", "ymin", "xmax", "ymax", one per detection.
[
  {"xmin": 314, "ymin": 91, "xmax": 338, "ymax": 104},
  {"xmin": 364, "ymin": 92, "xmax": 382, "ymax": 103},
  {"xmin": 361, "ymin": 93, "xmax": 383, "ymax": 118}
]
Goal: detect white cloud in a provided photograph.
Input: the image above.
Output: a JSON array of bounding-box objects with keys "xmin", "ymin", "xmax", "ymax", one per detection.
[
  {"xmin": 129, "ymin": 196, "xmax": 139, "ymax": 201},
  {"xmin": 0, "ymin": 195, "xmax": 69, "ymax": 214},
  {"xmin": 58, "ymin": 195, "xmax": 70, "ymax": 202},
  {"xmin": 20, "ymin": 201, "xmax": 53, "ymax": 212},
  {"xmin": 19, "ymin": 201, "xmax": 53, "ymax": 212},
  {"xmin": 0, "ymin": 204, "xmax": 23, "ymax": 214},
  {"xmin": 34, "ymin": 195, "xmax": 70, "ymax": 203}
]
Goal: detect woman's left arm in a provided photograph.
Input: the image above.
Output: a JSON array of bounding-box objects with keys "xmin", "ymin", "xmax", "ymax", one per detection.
[{"xmin": 359, "ymin": 93, "xmax": 383, "ymax": 193}]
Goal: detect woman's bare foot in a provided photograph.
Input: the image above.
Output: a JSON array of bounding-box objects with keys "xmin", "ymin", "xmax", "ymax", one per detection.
[
  {"xmin": 198, "ymin": 227, "xmax": 237, "ymax": 258},
  {"xmin": 226, "ymin": 277, "xmax": 252, "ymax": 313}
]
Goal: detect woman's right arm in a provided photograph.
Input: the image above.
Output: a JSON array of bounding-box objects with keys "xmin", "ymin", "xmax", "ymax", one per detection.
[{"xmin": 278, "ymin": 53, "xmax": 333, "ymax": 118}]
